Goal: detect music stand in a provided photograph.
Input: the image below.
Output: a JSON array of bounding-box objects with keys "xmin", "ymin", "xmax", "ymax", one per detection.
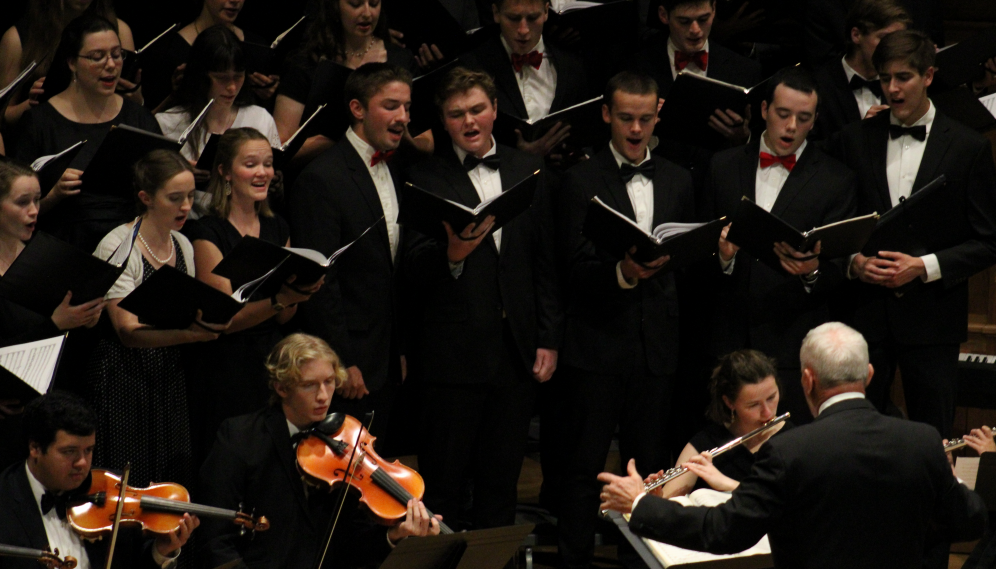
[{"xmin": 378, "ymin": 524, "xmax": 535, "ymax": 569}]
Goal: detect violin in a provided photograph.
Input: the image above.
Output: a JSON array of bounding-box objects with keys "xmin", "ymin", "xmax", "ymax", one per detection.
[
  {"xmin": 295, "ymin": 413, "xmax": 453, "ymax": 534},
  {"xmin": 67, "ymin": 470, "xmax": 270, "ymax": 540},
  {"xmin": 0, "ymin": 544, "xmax": 76, "ymax": 569}
]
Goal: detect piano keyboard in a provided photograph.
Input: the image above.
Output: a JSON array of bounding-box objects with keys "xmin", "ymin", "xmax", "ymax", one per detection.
[{"xmin": 960, "ymin": 353, "xmax": 996, "ymax": 366}]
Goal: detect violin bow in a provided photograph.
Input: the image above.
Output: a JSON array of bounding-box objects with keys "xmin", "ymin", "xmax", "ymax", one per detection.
[
  {"xmin": 314, "ymin": 412, "xmax": 374, "ymax": 569},
  {"xmin": 103, "ymin": 463, "xmax": 131, "ymax": 569}
]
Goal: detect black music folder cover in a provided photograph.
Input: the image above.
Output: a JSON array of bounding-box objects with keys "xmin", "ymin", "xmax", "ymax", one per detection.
[
  {"xmin": 657, "ymin": 72, "xmax": 757, "ymax": 151},
  {"xmin": 306, "ymin": 61, "xmax": 353, "ymax": 140},
  {"xmin": 212, "ymin": 217, "xmax": 383, "ymax": 297},
  {"xmin": 80, "ymin": 124, "xmax": 182, "ymax": 196},
  {"xmin": 934, "ymin": 27, "xmax": 996, "ymax": 91},
  {"xmin": 383, "ymin": 0, "xmax": 494, "ymax": 59},
  {"xmin": 0, "ymin": 335, "xmax": 66, "ymax": 403},
  {"xmin": 727, "ymin": 197, "xmax": 879, "ymax": 268},
  {"xmin": 120, "ymin": 23, "xmax": 177, "ymax": 83},
  {"xmin": 117, "ymin": 265, "xmax": 247, "ymax": 329},
  {"xmin": 493, "ymin": 96, "xmax": 606, "ymax": 150},
  {"xmin": 582, "ymin": 196, "xmax": 726, "ymax": 270},
  {"xmin": 0, "ymin": 61, "xmax": 37, "ymax": 118},
  {"xmin": 861, "ymin": 175, "xmax": 957, "ymax": 258},
  {"xmin": 547, "ymin": 1, "xmax": 638, "ymax": 49},
  {"xmin": 399, "ymin": 170, "xmax": 539, "ymax": 242},
  {"xmin": 932, "ymin": 87, "xmax": 996, "ymax": 132},
  {"xmin": 409, "ymin": 60, "xmax": 459, "ymax": 136},
  {"xmin": 0, "ymin": 231, "xmax": 129, "ymax": 316},
  {"xmin": 195, "ymin": 104, "xmax": 325, "ymax": 171},
  {"xmin": 242, "ymin": 16, "xmax": 308, "ymax": 76},
  {"xmin": 31, "ymin": 140, "xmax": 87, "ymax": 194}
]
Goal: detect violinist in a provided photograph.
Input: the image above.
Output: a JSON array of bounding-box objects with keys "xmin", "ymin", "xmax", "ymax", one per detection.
[
  {"xmin": 0, "ymin": 392, "xmax": 197, "ymax": 569},
  {"xmin": 198, "ymin": 333, "xmax": 440, "ymax": 569}
]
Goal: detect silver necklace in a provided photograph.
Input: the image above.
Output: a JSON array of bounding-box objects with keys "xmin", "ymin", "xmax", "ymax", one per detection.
[
  {"xmin": 345, "ymin": 38, "xmax": 374, "ymax": 59},
  {"xmin": 138, "ymin": 230, "xmax": 174, "ymax": 264}
]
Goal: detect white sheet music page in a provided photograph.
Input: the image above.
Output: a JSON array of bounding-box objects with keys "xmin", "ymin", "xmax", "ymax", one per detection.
[
  {"xmin": 956, "ymin": 456, "xmax": 980, "ymax": 490},
  {"xmin": 0, "ymin": 335, "xmax": 65, "ymax": 395},
  {"xmin": 980, "ymin": 93, "xmax": 996, "ymax": 119}
]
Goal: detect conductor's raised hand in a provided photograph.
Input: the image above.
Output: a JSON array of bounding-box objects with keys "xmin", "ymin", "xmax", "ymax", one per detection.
[
  {"xmin": 774, "ymin": 240, "xmax": 820, "ymax": 276},
  {"xmin": 598, "ymin": 459, "xmax": 645, "ymax": 515},
  {"xmin": 444, "ymin": 216, "xmax": 495, "ymax": 263},
  {"xmin": 620, "ymin": 247, "xmax": 669, "ymax": 281},
  {"xmin": 51, "ymin": 291, "xmax": 105, "ymax": 330}
]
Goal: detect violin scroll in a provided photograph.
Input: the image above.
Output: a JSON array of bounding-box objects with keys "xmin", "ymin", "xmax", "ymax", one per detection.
[
  {"xmin": 233, "ymin": 510, "xmax": 270, "ymax": 535},
  {"xmin": 36, "ymin": 549, "xmax": 77, "ymax": 569}
]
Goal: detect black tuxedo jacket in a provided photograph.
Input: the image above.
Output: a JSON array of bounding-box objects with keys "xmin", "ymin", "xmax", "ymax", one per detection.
[
  {"xmin": 559, "ymin": 146, "xmax": 694, "ymax": 376},
  {"xmin": 288, "ymin": 139, "xmax": 403, "ymax": 391},
  {"xmin": 460, "ymin": 35, "xmax": 591, "ymax": 120},
  {"xmin": 701, "ymin": 140, "xmax": 857, "ymax": 368},
  {"xmin": 0, "ymin": 463, "xmax": 158, "ymax": 569},
  {"xmin": 825, "ymin": 111, "xmax": 996, "ymax": 344},
  {"xmin": 629, "ymin": 398, "xmax": 988, "ymax": 569},
  {"xmin": 812, "ymin": 59, "xmax": 874, "ymax": 141},
  {"xmin": 632, "ymin": 32, "xmax": 762, "ymax": 99},
  {"xmin": 197, "ymin": 406, "xmax": 390, "ymax": 569},
  {"xmin": 403, "ymin": 144, "xmax": 563, "ymax": 384}
]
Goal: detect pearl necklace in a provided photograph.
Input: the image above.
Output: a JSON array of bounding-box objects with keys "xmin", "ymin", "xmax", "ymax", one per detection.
[
  {"xmin": 345, "ymin": 38, "xmax": 374, "ymax": 59},
  {"xmin": 138, "ymin": 230, "xmax": 174, "ymax": 264}
]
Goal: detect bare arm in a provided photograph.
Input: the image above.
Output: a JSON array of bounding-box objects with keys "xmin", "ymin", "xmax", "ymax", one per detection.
[{"xmin": 107, "ymin": 298, "xmax": 222, "ymax": 348}]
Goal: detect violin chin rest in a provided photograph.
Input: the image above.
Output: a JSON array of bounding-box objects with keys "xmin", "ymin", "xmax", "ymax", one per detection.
[{"xmin": 315, "ymin": 412, "xmax": 346, "ymax": 436}]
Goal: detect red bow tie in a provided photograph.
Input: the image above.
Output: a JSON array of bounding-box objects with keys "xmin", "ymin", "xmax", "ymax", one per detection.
[
  {"xmin": 759, "ymin": 152, "xmax": 796, "ymax": 171},
  {"xmin": 511, "ymin": 51, "xmax": 543, "ymax": 72},
  {"xmin": 674, "ymin": 50, "xmax": 708, "ymax": 72},
  {"xmin": 370, "ymin": 150, "xmax": 395, "ymax": 167}
]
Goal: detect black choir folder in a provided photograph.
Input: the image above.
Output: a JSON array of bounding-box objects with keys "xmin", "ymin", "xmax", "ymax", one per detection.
[
  {"xmin": 657, "ymin": 72, "xmax": 762, "ymax": 151},
  {"xmin": 195, "ymin": 103, "xmax": 326, "ymax": 171},
  {"xmin": 399, "ymin": 170, "xmax": 539, "ymax": 242},
  {"xmin": 117, "ymin": 259, "xmax": 281, "ymax": 329},
  {"xmin": 382, "ymin": 0, "xmax": 494, "ymax": 60},
  {"xmin": 120, "ymin": 23, "xmax": 177, "ymax": 83},
  {"xmin": 31, "ymin": 140, "xmax": 87, "ymax": 193},
  {"xmin": 726, "ymin": 198, "xmax": 879, "ymax": 269},
  {"xmin": 0, "ymin": 335, "xmax": 66, "ymax": 403},
  {"xmin": 494, "ymin": 96, "xmax": 605, "ymax": 150},
  {"xmin": 934, "ymin": 27, "xmax": 996, "ymax": 91},
  {"xmin": 861, "ymin": 175, "xmax": 959, "ymax": 258},
  {"xmin": 0, "ymin": 61, "xmax": 37, "ymax": 119},
  {"xmin": 211, "ymin": 217, "xmax": 384, "ymax": 298},
  {"xmin": 582, "ymin": 196, "xmax": 726, "ymax": 270},
  {"xmin": 0, "ymin": 230, "xmax": 133, "ymax": 316},
  {"xmin": 242, "ymin": 16, "xmax": 308, "ymax": 77}
]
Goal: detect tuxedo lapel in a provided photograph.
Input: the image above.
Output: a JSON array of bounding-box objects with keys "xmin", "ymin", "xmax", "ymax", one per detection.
[
  {"xmin": 911, "ymin": 112, "xmax": 955, "ymax": 193},
  {"xmin": 548, "ymin": 44, "xmax": 568, "ymax": 112},
  {"xmin": 483, "ymin": 38, "xmax": 529, "ymax": 119},
  {"xmin": 342, "ymin": 142, "xmax": 393, "ymax": 264},
  {"xmin": 867, "ymin": 114, "xmax": 893, "ymax": 212},
  {"xmin": 11, "ymin": 466, "xmax": 50, "ymax": 550},
  {"xmin": 833, "ymin": 62, "xmax": 863, "ymax": 124},
  {"xmin": 650, "ymin": 159, "xmax": 673, "ymax": 227},
  {"xmin": 771, "ymin": 147, "xmax": 820, "ymax": 218},
  {"xmin": 596, "ymin": 149, "xmax": 637, "ymax": 220},
  {"xmin": 442, "ymin": 146, "xmax": 499, "ymax": 256},
  {"xmin": 496, "ymin": 145, "xmax": 531, "ymax": 257},
  {"xmin": 739, "ymin": 143, "xmax": 758, "ymax": 202},
  {"xmin": 265, "ymin": 410, "xmax": 314, "ymax": 528}
]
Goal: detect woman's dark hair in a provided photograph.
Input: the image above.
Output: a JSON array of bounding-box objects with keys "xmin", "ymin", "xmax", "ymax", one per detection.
[
  {"xmin": 706, "ymin": 350, "xmax": 780, "ymax": 425},
  {"xmin": 42, "ymin": 13, "xmax": 119, "ymax": 102},
  {"xmin": 133, "ymin": 149, "xmax": 195, "ymax": 215},
  {"xmin": 173, "ymin": 24, "xmax": 250, "ymax": 113},
  {"xmin": 0, "ymin": 159, "xmax": 38, "ymax": 202},
  {"xmin": 18, "ymin": 0, "xmax": 119, "ymax": 75},
  {"xmin": 207, "ymin": 127, "xmax": 274, "ymax": 219},
  {"xmin": 23, "ymin": 391, "xmax": 96, "ymax": 453},
  {"xmin": 299, "ymin": 0, "xmax": 390, "ymax": 64}
]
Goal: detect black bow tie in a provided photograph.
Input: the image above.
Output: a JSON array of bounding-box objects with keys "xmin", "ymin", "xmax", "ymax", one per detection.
[
  {"xmin": 848, "ymin": 74, "xmax": 883, "ymax": 99},
  {"xmin": 41, "ymin": 490, "xmax": 69, "ymax": 520},
  {"xmin": 620, "ymin": 161, "xmax": 655, "ymax": 183},
  {"xmin": 463, "ymin": 154, "xmax": 500, "ymax": 171},
  {"xmin": 889, "ymin": 124, "xmax": 927, "ymax": 142}
]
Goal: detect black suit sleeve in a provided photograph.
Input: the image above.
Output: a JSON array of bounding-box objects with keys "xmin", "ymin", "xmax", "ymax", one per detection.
[
  {"xmin": 288, "ymin": 169, "xmax": 357, "ymax": 367},
  {"xmin": 561, "ymin": 169, "xmax": 628, "ymax": 302},
  {"xmin": 197, "ymin": 423, "xmax": 252, "ymax": 569},
  {"xmin": 630, "ymin": 443, "xmax": 784, "ymax": 554},
  {"xmin": 936, "ymin": 139, "xmax": 996, "ymax": 287},
  {"xmin": 530, "ymin": 169, "xmax": 564, "ymax": 350}
]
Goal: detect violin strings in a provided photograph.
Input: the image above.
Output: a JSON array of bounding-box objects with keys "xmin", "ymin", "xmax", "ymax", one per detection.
[{"xmin": 315, "ymin": 416, "xmax": 370, "ymax": 569}]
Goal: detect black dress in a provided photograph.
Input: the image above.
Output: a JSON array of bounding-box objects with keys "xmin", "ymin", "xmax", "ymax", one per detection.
[
  {"xmin": 13, "ymin": 99, "xmax": 162, "ymax": 252},
  {"xmin": 86, "ymin": 241, "xmax": 192, "ymax": 488},
  {"xmin": 687, "ymin": 420, "xmax": 795, "ymax": 492},
  {"xmin": 181, "ymin": 214, "xmax": 290, "ymax": 461}
]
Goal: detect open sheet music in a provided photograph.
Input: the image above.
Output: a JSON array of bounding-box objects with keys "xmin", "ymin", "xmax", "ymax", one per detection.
[{"xmin": 0, "ymin": 335, "xmax": 66, "ymax": 399}]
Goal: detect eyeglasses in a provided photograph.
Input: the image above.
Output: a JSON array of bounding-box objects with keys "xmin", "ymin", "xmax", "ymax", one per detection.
[{"xmin": 76, "ymin": 49, "xmax": 125, "ymax": 66}]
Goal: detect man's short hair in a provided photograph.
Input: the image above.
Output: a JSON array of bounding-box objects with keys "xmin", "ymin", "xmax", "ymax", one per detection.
[
  {"xmin": 800, "ymin": 322, "xmax": 870, "ymax": 389},
  {"xmin": 872, "ymin": 29, "xmax": 935, "ymax": 75},
  {"xmin": 660, "ymin": 0, "xmax": 716, "ymax": 14},
  {"xmin": 265, "ymin": 333, "xmax": 347, "ymax": 404},
  {"xmin": 23, "ymin": 392, "xmax": 95, "ymax": 453},
  {"xmin": 491, "ymin": 0, "xmax": 547, "ymax": 10},
  {"xmin": 764, "ymin": 66, "xmax": 820, "ymax": 107},
  {"xmin": 603, "ymin": 71, "xmax": 658, "ymax": 110},
  {"xmin": 343, "ymin": 62, "xmax": 413, "ymax": 117},
  {"xmin": 434, "ymin": 66, "xmax": 498, "ymax": 111},
  {"xmin": 845, "ymin": 0, "xmax": 912, "ymax": 53}
]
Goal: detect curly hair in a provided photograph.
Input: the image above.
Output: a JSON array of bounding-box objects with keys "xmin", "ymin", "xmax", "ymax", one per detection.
[{"xmin": 265, "ymin": 333, "xmax": 347, "ymax": 404}]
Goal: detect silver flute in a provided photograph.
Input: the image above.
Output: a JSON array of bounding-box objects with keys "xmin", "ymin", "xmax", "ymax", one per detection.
[
  {"xmin": 944, "ymin": 437, "xmax": 968, "ymax": 452},
  {"xmin": 643, "ymin": 412, "xmax": 791, "ymax": 493}
]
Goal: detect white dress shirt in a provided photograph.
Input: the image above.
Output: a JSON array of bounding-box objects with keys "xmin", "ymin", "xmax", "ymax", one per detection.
[
  {"xmin": 501, "ymin": 36, "xmax": 557, "ymax": 122},
  {"xmin": 454, "ymin": 138, "xmax": 503, "ymax": 250},
  {"xmin": 841, "ymin": 56, "xmax": 882, "ymax": 120},
  {"xmin": 817, "ymin": 391, "xmax": 866, "ymax": 415},
  {"xmin": 886, "ymin": 102, "xmax": 941, "ymax": 282},
  {"xmin": 345, "ymin": 127, "xmax": 401, "ymax": 261},
  {"xmin": 26, "ymin": 464, "xmax": 92, "ymax": 569},
  {"xmin": 721, "ymin": 133, "xmax": 807, "ymax": 274},
  {"xmin": 609, "ymin": 143, "xmax": 654, "ymax": 289},
  {"xmin": 667, "ymin": 38, "xmax": 710, "ymax": 80}
]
